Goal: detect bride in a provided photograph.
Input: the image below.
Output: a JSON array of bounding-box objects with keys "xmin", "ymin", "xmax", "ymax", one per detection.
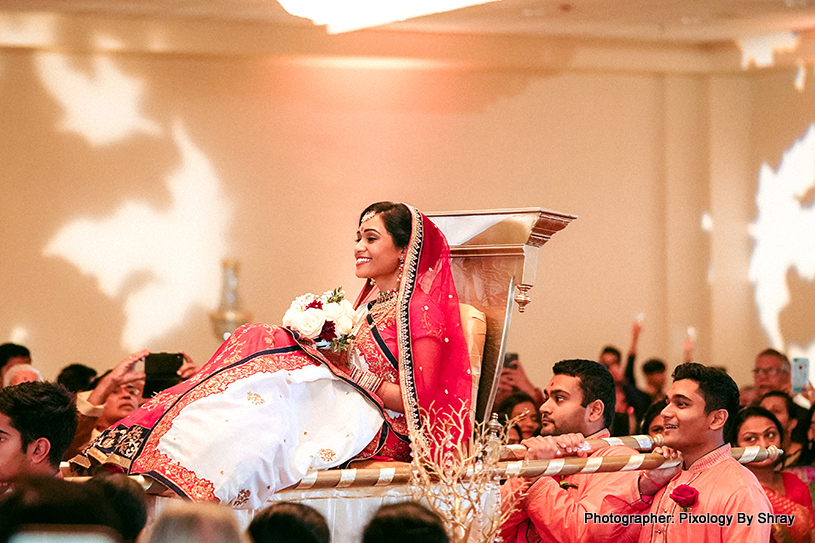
[{"xmin": 73, "ymin": 202, "xmax": 473, "ymax": 509}]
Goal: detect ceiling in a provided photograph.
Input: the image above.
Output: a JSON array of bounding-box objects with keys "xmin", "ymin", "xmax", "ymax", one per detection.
[{"xmin": 2, "ymin": 0, "xmax": 815, "ymax": 45}]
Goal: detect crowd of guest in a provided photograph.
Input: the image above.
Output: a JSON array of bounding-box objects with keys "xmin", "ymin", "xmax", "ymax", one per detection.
[
  {"xmin": 0, "ymin": 472, "xmax": 447, "ymax": 543},
  {"xmin": 0, "ymin": 345, "xmax": 451, "ymax": 543},
  {"xmin": 4, "ymin": 326, "xmax": 815, "ymax": 542}
]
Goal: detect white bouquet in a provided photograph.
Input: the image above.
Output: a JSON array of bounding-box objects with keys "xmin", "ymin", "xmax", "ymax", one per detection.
[{"xmin": 282, "ymin": 287, "xmax": 360, "ymax": 351}]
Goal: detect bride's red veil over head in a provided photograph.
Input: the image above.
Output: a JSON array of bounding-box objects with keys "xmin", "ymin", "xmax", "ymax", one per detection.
[{"xmin": 355, "ymin": 203, "xmax": 473, "ymax": 447}]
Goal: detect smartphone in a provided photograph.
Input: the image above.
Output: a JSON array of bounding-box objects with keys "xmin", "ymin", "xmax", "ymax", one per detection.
[
  {"xmin": 792, "ymin": 358, "xmax": 810, "ymax": 395},
  {"xmin": 504, "ymin": 353, "xmax": 518, "ymax": 370},
  {"xmin": 143, "ymin": 352, "xmax": 184, "ymax": 398}
]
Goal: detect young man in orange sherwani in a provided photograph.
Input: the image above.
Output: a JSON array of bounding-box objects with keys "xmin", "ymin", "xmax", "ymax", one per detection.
[
  {"xmin": 591, "ymin": 363, "xmax": 773, "ymax": 543},
  {"xmin": 500, "ymin": 358, "xmax": 670, "ymax": 543}
]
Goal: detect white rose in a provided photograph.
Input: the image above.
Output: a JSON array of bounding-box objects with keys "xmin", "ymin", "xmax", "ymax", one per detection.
[
  {"xmin": 282, "ymin": 306, "xmax": 301, "ymax": 328},
  {"xmin": 322, "ymin": 302, "xmax": 343, "ymax": 321},
  {"xmin": 297, "ymin": 307, "xmax": 326, "ymax": 339},
  {"xmin": 293, "ymin": 293, "xmax": 316, "ymax": 308},
  {"xmin": 335, "ymin": 315, "xmax": 355, "ymax": 336},
  {"xmin": 339, "ymin": 299, "xmax": 355, "ymax": 314}
]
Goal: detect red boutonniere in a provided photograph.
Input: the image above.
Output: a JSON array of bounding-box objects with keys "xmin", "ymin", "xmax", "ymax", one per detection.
[{"xmin": 670, "ymin": 484, "xmax": 699, "ymax": 512}]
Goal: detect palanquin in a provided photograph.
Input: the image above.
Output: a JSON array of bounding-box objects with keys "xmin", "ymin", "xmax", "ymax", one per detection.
[{"xmin": 66, "ymin": 207, "xmax": 577, "ymax": 542}]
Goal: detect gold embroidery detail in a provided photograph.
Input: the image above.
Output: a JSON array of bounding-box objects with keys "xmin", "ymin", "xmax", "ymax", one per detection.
[
  {"xmin": 129, "ymin": 325, "xmax": 314, "ymax": 501},
  {"xmin": 369, "ymin": 296, "xmax": 398, "ymax": 330},
  {"xmin": 231, "ymin": 489, "xmax": 251, "ymax": 507},
  {"xmin": 247, "ymin": 392, "xmax": 264, "ymax": 405},
  {"xmin": 318, "ymin": 448, "xmax": 337, "ymax": 462},
  {"xmin": 420, "ymin": 302, "xmax": 445, "ymax": 340},
  {"xmin": 353, "ymin": 318, "xmax": 398, "ymax": 383}
]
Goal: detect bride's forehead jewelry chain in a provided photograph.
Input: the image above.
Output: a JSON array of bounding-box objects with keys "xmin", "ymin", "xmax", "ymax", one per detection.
[{"xmin": 360, "ymin": 210, "xmax": 377, "ymax": 224}]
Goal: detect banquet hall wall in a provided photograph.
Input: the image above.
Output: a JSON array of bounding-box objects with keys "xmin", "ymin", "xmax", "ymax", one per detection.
[{"xmin": 1, "ymin": 14, "xmax": 813, "ymax": 392}]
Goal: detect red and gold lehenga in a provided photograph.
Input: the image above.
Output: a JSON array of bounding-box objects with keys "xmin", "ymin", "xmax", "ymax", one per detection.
[
  {"xmin": 72, "ymin": 205, "xmax": 472, "ymax": 510},
  {"xmin": 765, "ymin": 472, "xmax": 815, "ymax": 543}
]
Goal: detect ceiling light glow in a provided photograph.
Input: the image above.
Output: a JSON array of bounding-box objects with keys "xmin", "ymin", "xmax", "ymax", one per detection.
[
  {"xmin": 737, "ymin": 31, "xmax": 799, "ymax": 69},
  {"xmin": 278, "ymin": 0, "xmax": 501, "ymax": 34}
]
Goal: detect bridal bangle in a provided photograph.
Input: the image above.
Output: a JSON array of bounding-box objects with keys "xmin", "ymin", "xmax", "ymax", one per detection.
[{"xmin": 349, "ymin": 366, "xmax": 384, "ymax": 394}]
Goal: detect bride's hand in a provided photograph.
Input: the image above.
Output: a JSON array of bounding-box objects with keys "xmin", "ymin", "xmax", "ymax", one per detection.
[{"xmin": 321, "ymin": 349, "xmax": 350, "ymax": 373}]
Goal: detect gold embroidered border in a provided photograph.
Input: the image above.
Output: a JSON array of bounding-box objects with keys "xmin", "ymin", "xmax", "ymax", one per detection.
[
  {"xmin": 131, "ymin": 328, "xmax": 313, "ymax": 501},
  {"xmin": 396, "ymin": 205, "xmax": 424, "ymax": 441},
  {"xmin": 354, "ymin": 321, "xmax": 398, "ymax": 383}
]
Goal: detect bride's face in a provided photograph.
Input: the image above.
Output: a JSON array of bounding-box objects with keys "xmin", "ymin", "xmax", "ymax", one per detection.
[{"xmin": 355, "ymin": 214, "xmax": 404, "ymax": 289}]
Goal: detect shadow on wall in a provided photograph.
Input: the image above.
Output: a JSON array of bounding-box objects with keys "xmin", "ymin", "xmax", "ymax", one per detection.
[{"xmin": 0, "ymin": 14, "xmax": 583, "ymax": 362}]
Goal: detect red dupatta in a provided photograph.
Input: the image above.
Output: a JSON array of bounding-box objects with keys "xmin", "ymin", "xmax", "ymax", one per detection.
[{"xmin": 355, "ymin": 205, "xmax": 473, "ymax": 449}]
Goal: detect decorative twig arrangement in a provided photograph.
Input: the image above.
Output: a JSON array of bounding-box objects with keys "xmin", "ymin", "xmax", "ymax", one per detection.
[{"xmin": 408, "ymin": 405, "xmax": 525, "ymax": 543}]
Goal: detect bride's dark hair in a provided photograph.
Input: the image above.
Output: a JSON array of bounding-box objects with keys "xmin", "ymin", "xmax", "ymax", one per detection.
[{"xmin": 359, "ymin": 202, "xmax": 412, "ymax": 249}]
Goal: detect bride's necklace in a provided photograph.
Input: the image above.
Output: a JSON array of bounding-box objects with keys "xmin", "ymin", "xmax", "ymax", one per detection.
[{"xmin": 369, "ymin": 288, "xmax": 398, "ymax": 327}]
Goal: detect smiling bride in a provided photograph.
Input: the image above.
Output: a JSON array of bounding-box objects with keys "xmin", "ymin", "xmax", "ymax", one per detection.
[{"xmin": 72, "ymin": 202, "xmax": 473, "ymax": 509}]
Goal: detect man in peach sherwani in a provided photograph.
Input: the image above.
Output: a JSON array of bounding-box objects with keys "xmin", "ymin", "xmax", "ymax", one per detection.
[
  {"xmin": 635, "ymin": 363, "xmax": 771, "ymax": 542},
  {"xmin": 500, "ymin": 358, "xmax": 671, "ymax": 543},
  {"xmin": 590, "ymin": 363, "xmax": 772, "ymax": 543}
]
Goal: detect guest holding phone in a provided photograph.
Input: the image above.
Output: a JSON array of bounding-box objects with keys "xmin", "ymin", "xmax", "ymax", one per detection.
[
  {"xmin": 62, "ymin": 351, "xmax": 198, "ymax": 461},
  {"xmin": 494, "ymin": 353, "xmax": 545, "ymax": 408}
]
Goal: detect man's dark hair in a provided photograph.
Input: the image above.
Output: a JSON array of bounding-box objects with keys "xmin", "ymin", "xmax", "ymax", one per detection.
[
  {"xmin": 0, "ymin": 382, "xmax": 78, "ymax": 468},
  {"xmin": 248, "ymin": 502, "xmax": 330, "ymax": 543},
  {"xmin": 0, "ymin": 343, "xmax": 30, "ymax": 373},
  {"xmin": 57, "ymin": 363, "xmax": 98, "ymax": 393},
  {"xmin": 86, "ymin": 472, "xmax": 148, "ymax": 543},
  {"xmin": 0, "ymin": 476, "xmax": 120, "ymax": 541},
  {"xmin": 642, "ymin": 358, "xmax": 666, "ymax": 375},
  {"xmin": 363, "ymin": 502, "xmax": 448, "ymax": 543},
  {"xmin": 672, "ymin": 363, "xmax": 740, "ymax": 438},
  {"xmin": 600, "ymin": 346, "xmax": 621, "ymax": 365},
  {"xmin": 553, "ymin": 359, "xmax": 616, "ymax": 429},
  {"xmin": 757, "ymin": 348, "xmax": 790, "ymax": 372}
]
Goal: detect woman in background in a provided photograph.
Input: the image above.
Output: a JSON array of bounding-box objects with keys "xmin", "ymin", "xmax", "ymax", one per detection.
[
  {"xmin": 732, "ymin": 406, "xmax": 814, "ymax": 543},
  {"xmin": 496, "ymin": 392, "xmax": 541, "ymax": 441},
  {"xmin": 760, "ymin": 390, "xmax": 805, "ymax": 469},
  {"xmin": 641, "ymin": 398, "xmax": 667, "ymax": 437}
]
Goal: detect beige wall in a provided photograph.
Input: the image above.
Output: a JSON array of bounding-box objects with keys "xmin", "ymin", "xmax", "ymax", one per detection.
[{"xmin": 1, "ymin": 15, "xmax": 812, "ymax": 394}]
